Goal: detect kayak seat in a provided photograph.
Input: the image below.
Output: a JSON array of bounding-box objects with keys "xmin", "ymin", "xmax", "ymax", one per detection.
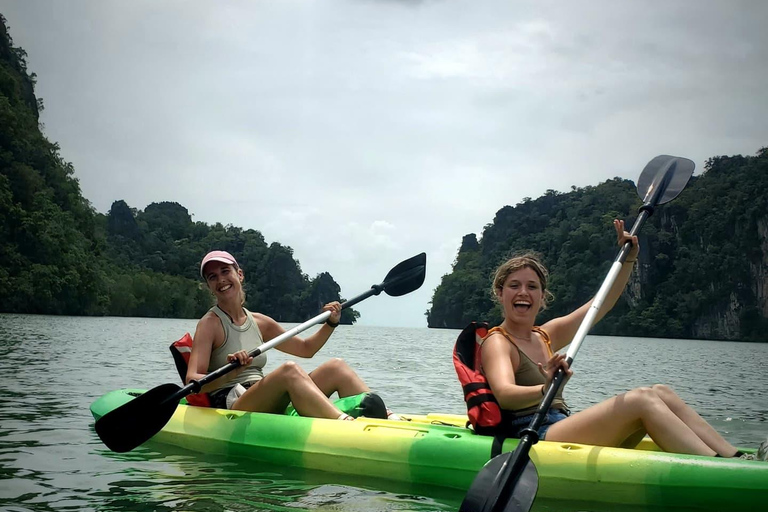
[
  {"xmin": 169, "ymin": 333, "xmax": 212, "ymax": 407},
  {"xmin": 454, "ymin": 321, "xmax": 504, "ymax": 435}
]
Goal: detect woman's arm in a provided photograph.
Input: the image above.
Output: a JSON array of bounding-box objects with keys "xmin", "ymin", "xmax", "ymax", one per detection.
[
  {"xmin": 186, "ymin": 313, "xmax": 248, "ymax": 393},
  {"xmin": 481, "ymin": 334, "xmax": 546, "ymax": 411},
  {"xmin": 483, "ymin": 334, "xmax": 573, "ymax": 410},
  {"xmin": 257, "ymin": 302, "xmax": 342, "ymax": 358},
  {"xmin": 544, "ymin": 219, "xmax": 639, "ymax": 352}
]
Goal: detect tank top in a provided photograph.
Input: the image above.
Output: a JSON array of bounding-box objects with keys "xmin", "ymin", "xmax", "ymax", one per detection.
[
  {"xmin": 208, "ymin": 305, "xmax": 267, "ymax": 392},
  {"xmin": 480, "ymin": 325, "xmax": 569, "ymax": 417}
]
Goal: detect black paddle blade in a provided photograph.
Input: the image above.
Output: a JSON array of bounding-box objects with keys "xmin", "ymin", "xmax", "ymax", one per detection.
[
  {"xmin": 637, "ymin": 155, "xmax": 694, "ymax": 206},
  {"xmin": 94, "ymin": 383, "xmax": 182, "ymax": 453},
  {"xmin": 382, "ymin": 252, "xmax": 426, "ymax": 297},
  {"xmin": 460, "ymin": 455, "xmax": 538, "ymax": 512}
]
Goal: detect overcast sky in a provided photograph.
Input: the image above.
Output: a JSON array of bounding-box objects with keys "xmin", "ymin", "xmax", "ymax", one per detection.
[{"xmin": 2, "ymin": 1, "xmax": 766, "ymax": 327}]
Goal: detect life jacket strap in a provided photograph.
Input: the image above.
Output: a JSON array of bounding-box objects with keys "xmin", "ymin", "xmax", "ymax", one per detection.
[
  {"xmin": 467, "ymin": 393, "xmax": 499, "ymax": 410},
  {"xmin": 462, "ymin": 382, "xmax": 492, "ymax": 394}
]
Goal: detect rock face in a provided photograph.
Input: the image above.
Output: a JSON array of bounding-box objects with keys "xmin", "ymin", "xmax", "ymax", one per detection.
[
  {"xmin": 689, "ymin": 215, "xmax": 768, "ymax": 341},
  {"xmin": 691, "ymin": 292, "xmax": 742, "ymax": 340},
  {"xmin": 755, "ymin": 217, "xmax": 768, "ymax": 319},
  {"xmin": 428, "ymin": 150, "xmax": 768, "ymax": 341}
]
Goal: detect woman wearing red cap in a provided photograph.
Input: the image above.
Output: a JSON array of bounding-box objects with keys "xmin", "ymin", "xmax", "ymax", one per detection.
[{"xmin": 187, "ymin": 250, "xmax": 392, "ymax": 420}]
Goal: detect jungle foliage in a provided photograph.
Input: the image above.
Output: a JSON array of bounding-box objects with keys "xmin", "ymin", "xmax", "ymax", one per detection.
[
  {"xmin": 0, "ymin": 16, "xmax": 358, "ymax": 324},
  {"xmin": 427, "ymin": 150, "xmax": 768, "ymax": 341},
  {"xmin": 2, "ymin": 16, "xmax": 766, "ymax": 338}
]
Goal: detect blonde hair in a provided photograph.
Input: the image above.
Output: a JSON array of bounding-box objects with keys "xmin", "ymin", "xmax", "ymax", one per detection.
[{"xmin": 491, "ymin": 252, "xmax": 554, "ymax": 311}]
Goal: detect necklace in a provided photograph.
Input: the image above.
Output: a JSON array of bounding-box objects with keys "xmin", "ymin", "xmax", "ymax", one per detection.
[{"xmin": 218, "ymin": 304, "xmax": 247, "ymax": 326}]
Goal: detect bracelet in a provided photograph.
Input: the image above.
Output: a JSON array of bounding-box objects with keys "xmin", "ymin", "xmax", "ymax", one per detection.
[
  {"xmin": 541, "ymin": 384, "xmax": 545, "ymax": 396},
  {"xmin": 625, "ymin": 258, "xmax": 637, "ymax": 263},
  {"xmin": 326, "ymin": 319, "xmax": 339, "ymax": 328}
]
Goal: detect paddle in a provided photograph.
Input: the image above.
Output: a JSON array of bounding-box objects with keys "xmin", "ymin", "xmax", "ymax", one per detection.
[
  {"xmin": 459, "ymin": 155, "xmax": 694, "ymax": 512},
  {"xmin": 95, "ymin": 252, "xmax": 427, "ymax": 453}
]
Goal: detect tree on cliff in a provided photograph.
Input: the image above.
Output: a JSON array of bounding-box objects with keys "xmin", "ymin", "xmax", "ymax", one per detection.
[
  {"xmin": 0, "ymin": 15, "xmax": 356, "ymax": 322},
  {"xmin": 427, "ymin": 149, "xmax": 768, "ymax": 341}
]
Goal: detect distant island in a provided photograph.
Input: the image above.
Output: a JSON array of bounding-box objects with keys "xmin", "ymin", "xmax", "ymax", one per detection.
[
  {"xmin": 2, "ymin": 14, "xmax": 766, "ymax": 340},
  {"xmin": 426, "ymin": 150, "xmax": 768, "ymax": 342}
]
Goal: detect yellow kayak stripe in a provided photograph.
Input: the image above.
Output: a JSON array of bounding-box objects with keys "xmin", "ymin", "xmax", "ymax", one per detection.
[{"xmin": 302, "ymin": 417, "xmax": 428, "ymax": 481}]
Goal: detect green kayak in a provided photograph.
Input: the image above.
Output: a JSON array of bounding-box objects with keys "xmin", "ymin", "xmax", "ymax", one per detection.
[{"xmin": 91, "ymin": 389, "xmax": 768, "ymax": 511}]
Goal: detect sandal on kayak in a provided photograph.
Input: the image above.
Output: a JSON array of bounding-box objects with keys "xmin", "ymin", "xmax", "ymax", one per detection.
[{"xmin": 738, "ymin": 439, "xmax": 768, "ymax": 461}]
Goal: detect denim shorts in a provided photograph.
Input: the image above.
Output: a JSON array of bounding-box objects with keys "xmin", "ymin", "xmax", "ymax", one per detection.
[{"xmin": 506, "ymin": 409, "xmax": 569, "ymax": 440}]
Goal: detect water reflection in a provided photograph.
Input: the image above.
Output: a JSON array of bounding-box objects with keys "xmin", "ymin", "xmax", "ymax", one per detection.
[
  {"xmin": 2, "ymin": 314, "xmax": 768, "ymax": 512},
  {"xmin": 88, "ymin": 442, "xmax": 460, "ymax": 512}
]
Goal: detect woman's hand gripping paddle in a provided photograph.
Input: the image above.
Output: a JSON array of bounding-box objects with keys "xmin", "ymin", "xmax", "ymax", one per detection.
[
  {"xmin": 95, "ymin": 253, "xmax": 427, "ymax": 453},
  {"xmin": 459, "ymin": 156, "xmax": 694, "ymax": 512}
]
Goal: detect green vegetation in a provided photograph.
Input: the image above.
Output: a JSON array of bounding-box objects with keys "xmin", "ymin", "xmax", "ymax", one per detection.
[
  {"xmin": 427, "ymin": 151, "xmax": 768, "ymax": 341},
  {"xmin": 2, "ymin": 15, "xmax": 766, "ymax": 339},
  {"xmin": 0, "ymin": 15, "xmax": 358, "ymax": 324}
]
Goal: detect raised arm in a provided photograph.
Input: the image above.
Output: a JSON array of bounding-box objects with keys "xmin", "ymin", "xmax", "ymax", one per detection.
[{"xmin": 543, "ymin": 219, "xmax": 639, "ymax": 352}]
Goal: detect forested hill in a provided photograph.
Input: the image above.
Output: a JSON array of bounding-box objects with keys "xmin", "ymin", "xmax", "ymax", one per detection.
[
  {"xmin": 0, "ymin": 15, "xmax": 358, "ymax": 324},
  {"xmin": 427, "ymin": 149, "xmax": 768, "ymax": 342}
]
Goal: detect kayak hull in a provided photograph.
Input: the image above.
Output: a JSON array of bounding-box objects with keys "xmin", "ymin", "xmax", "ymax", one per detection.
[{"xmin": 91, "ymin": 389, "xmax": 768, "ymax": 510}]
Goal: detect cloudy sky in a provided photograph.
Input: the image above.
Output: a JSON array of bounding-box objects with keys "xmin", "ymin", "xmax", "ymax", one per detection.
[{"xmin": 2, "ymin": 1, "xmax": 766, "ymax": 327}]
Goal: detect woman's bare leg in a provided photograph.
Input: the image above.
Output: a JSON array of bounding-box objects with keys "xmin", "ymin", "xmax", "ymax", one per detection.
[
  {"xmin": 232, "ymin": 361, "xmax": 343, "ymax": 419},
  {"xmin": 619, "ymin": 428, "xmax": 647, "ymax": 449},
  {"xmin": 309, "ymin": 358, "xmax": 370, "ymax": 398},
  {"xmin": 651, "ymin": 384, "xmax": 738, "ymax": 456},
  {"xmin": 544, "ymin": 387, "xmax": 717, "ymax": 456}
]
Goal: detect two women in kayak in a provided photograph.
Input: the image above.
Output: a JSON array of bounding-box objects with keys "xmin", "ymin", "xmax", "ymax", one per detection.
[{"xmin": 189, "ymin": 238, "xmax": 767, "ymax": 459}]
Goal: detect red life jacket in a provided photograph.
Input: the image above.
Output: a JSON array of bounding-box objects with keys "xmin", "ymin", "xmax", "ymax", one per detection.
[
  {"xmin": 169, "ymin": 333, "xmax": 211, "ymax": 407},
  {"xmin": 452, "ymin": 321, "xmax": 502, "ymax": 434}
]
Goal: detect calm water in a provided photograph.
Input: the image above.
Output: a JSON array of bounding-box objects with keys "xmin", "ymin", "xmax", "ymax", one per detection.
[{"xmin": 1, "ymin": 314, "xmax": 767, "ymax": 512}]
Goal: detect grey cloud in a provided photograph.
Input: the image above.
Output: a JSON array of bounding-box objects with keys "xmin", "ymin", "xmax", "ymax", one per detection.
[{"xmin": 2, "ymin": 0, "xmax": 766, "ymax": 326}]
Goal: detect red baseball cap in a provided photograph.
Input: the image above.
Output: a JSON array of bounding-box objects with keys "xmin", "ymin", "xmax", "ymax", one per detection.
[{"xmin": 200, "ymin": 250, "xmax": 239, "ymax": 278}]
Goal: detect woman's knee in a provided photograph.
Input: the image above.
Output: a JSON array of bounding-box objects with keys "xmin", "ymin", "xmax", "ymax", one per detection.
[
  {"xmin": 625, "ymin": 386, "xmax": 663, "ymax": 412},
  {"xmin": 274, "ymin": 361, "xmax": 310, "ymax": 382},
  {"xmin": 650, "ymin": 383, "xmax": 677, "ymax": 399},
  {"xmin": 321, "ymin": 358, "xmax": 352, "ymax": 373}
]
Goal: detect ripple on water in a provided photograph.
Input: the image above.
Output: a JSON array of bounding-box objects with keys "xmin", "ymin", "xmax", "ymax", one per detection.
[{"xmin": 2, "ymin": 314, "xmax": 768, "ymax": 512}]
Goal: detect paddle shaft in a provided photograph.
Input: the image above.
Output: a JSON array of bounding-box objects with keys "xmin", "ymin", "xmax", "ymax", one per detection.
[
  {"xmin": 483, "ymin": 228, "xmax": 646, "ymax": 511},
  {"xmin": 528, "ymin": 209, "xmax": 649, "ymax": 435},
  {"xmin": 563, "ymin": 157, "xmax": 674, "ymax": 365},
  {"xmin": 482, "ymin": 159, "xmax": 678, "ymax": 512}
]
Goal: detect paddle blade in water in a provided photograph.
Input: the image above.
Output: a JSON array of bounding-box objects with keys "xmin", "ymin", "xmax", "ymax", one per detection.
[
  {"xmin": 637, "ymin": 155, "xmax": 694, "ymax": 205},
  {"xmin": 95, "ymin": 383, "xmax": 181, "ymax": 452},
  {"xmin": 460, "ymin": 456, "xmax": 538, "ymax": 512},
  {"xmin": 382, "ymin": 252, "xmax": 426, "ymax": 297}
]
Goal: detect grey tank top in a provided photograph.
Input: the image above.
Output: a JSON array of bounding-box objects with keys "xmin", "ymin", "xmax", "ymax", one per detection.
[{"xmin": 208, "ymin": 306, "xmax": 267, "ymax": 392}]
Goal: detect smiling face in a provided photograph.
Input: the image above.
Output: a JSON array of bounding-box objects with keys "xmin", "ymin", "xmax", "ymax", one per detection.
[
  {"xmin": 203, "ymin": 261, "xmax": 244, "ymax": 303},
  {"xmin": 497, "ymin": 267, "xmax": 544, "ymax": 321},
  {"xmin": 491, "ymin": 253, "xmax": 552, "ymax": 321}
]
